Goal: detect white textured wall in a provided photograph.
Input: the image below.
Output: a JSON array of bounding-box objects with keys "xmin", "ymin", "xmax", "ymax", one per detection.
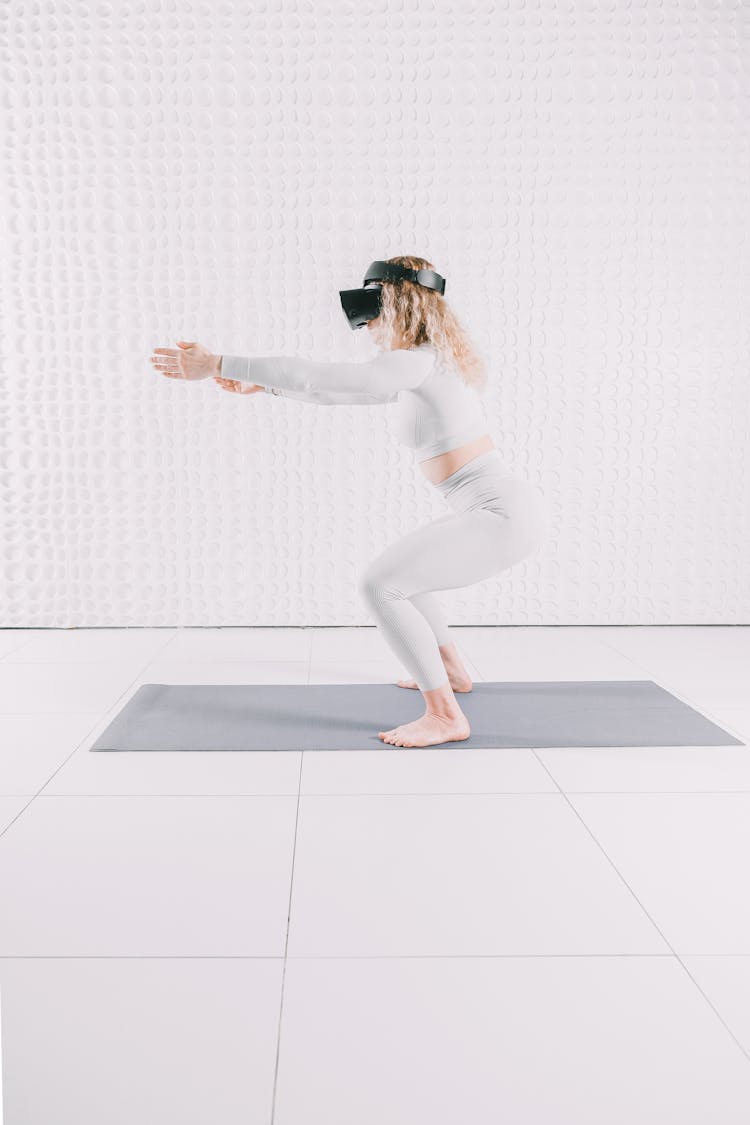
[{"xmin": 2, "ymin": 0, "xmax": 748, "ymax": 628}]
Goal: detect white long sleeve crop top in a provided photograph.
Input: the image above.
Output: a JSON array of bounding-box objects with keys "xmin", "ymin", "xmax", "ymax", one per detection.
[{"xmin": 219, "ymin": 343, "xmax": 490, "ymax": 462}]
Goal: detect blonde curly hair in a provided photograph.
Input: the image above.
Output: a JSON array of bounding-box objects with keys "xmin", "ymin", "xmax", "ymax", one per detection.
[{"xmin": 366, "ymin": 254, "xmax": 488, "ymax": 392}]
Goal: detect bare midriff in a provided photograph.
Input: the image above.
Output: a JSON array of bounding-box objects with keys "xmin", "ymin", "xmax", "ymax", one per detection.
[{"xmin": 418, "ymin": 433, "xmax": 496, "ymax": 485}]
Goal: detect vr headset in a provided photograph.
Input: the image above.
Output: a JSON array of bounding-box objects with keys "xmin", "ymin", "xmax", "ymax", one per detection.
[{"xmin": 339, "ymin": 260, "xmax": 447, "ymax": 330}]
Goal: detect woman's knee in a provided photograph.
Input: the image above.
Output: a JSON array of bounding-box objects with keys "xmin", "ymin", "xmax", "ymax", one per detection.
[
  {"xmin": 356, "ymin": 566, "xmax": 381, "ymax": 601},
  {"xmin": 357, "ymin": 565, "xmax": 402, "ymax": 603}
]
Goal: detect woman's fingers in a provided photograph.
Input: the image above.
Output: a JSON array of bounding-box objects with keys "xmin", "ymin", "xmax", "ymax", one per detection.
[
  {"xmin": 150, "ymin": 342, "xmax": 214, "ymax": 381},
  {"xmin": 151, "ymin": 354, "xmax": 251, "ymax": 393},
  {"xmin": 151, "ymin": 348, "xmax": 180, "ymax": 367},
  {"xmin": 150, "ymin": 347, "xmax": 183, "ymax": 377}
]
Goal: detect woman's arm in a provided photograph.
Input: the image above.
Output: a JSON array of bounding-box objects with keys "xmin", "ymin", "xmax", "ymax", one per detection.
[
  {"xmin": 260, "ymin": 384, "xmax": 395, "ymax": 406},
  {"xmin": 218, "ymin": 347, "xmax": 435, "ymax": 405}
]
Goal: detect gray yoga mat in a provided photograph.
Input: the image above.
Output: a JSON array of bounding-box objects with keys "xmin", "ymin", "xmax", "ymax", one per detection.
[{"xmin": 88, "ymin": 681, "xmax": 745, "ymax": 751}]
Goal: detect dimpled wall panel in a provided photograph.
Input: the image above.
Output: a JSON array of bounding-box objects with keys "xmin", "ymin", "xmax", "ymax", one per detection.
[{"xmin": 2, "ymin": 0, "xmax": 748, "ymax": 628}]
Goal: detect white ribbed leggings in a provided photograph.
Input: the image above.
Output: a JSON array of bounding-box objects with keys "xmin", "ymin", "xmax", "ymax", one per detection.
[{"xmin": 357, "ymin": 451, "xmax": 551, "ymax": 692}]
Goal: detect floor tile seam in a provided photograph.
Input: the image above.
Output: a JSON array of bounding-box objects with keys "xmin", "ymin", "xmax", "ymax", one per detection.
[
  {"xmin": 592, "ymin": 638, "xmax": 739, "ymax": 718},
  {"xmin": 9, "ymin": 789, "xmax": 750, "ymax": 799},
  {"xmin": 270, "ymin": 759, "xmax": 303, "ymax": 1125},
  {"xmin": 5, "ymin": 631, "xmax": 182, "ymax": 824},
  {"xmin": 534, "ymin": 758, "xmax": 750, "ymax": 1065},
  {"xmin": 0, "ymin": 952, "xmax": 721, "ymax": 960}
]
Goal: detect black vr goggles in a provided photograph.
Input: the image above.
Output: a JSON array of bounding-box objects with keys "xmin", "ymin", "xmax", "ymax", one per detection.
[{"xmin": 339, "ymin": 260, "xmax": 447, "ymax": 330}]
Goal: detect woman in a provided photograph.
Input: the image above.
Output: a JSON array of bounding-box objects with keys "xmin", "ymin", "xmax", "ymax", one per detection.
[{"xmin": 150, "ymin": 254, "xmax": 550, "ymax": 748}]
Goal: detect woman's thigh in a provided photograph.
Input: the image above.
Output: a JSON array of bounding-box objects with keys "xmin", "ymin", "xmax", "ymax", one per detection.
[{"xmin": 359, "ymin": 489, "xmax": 548, "ymax": 600}]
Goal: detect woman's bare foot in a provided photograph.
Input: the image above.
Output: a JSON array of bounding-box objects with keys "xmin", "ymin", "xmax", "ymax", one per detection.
[
  {"xmin": 397, "ymin": 642, "xmax": 473, "ymax": 692},
  {"xmin": 379, "ymin": 711, "xmax": 471, "ymax": 748},
  {"xmin": 397, "ymin": 675, "xmax": 473, "ymax": 692}
]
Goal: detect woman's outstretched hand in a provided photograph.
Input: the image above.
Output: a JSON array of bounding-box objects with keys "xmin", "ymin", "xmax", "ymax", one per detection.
[
  {"xmin": 150, "ymin": 341, "xmax": 219, "ymax": 381},
  {"xmin": 214, "ymin": 376, "xmax": 265, "ymax": 395}
]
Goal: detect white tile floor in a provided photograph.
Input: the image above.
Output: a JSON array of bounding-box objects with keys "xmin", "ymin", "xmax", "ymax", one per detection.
[{"xmin": 1, "ymin": 625, "xmax": 750, "ymax": 1124}]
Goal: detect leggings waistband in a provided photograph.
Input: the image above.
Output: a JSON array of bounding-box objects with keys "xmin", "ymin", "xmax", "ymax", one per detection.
[
  {"xmin": 432, "ymin": 450, "xmax": 522, "ymax": 517},
  {"xmin": 433, "ymin": 449, "xmax": 515, "ymax": 490}
]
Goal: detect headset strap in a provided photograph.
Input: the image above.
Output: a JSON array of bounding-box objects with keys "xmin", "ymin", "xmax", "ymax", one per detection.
[{"xmin": 362, "ymin": 260, "xmax": 446, "ymax": 295}]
